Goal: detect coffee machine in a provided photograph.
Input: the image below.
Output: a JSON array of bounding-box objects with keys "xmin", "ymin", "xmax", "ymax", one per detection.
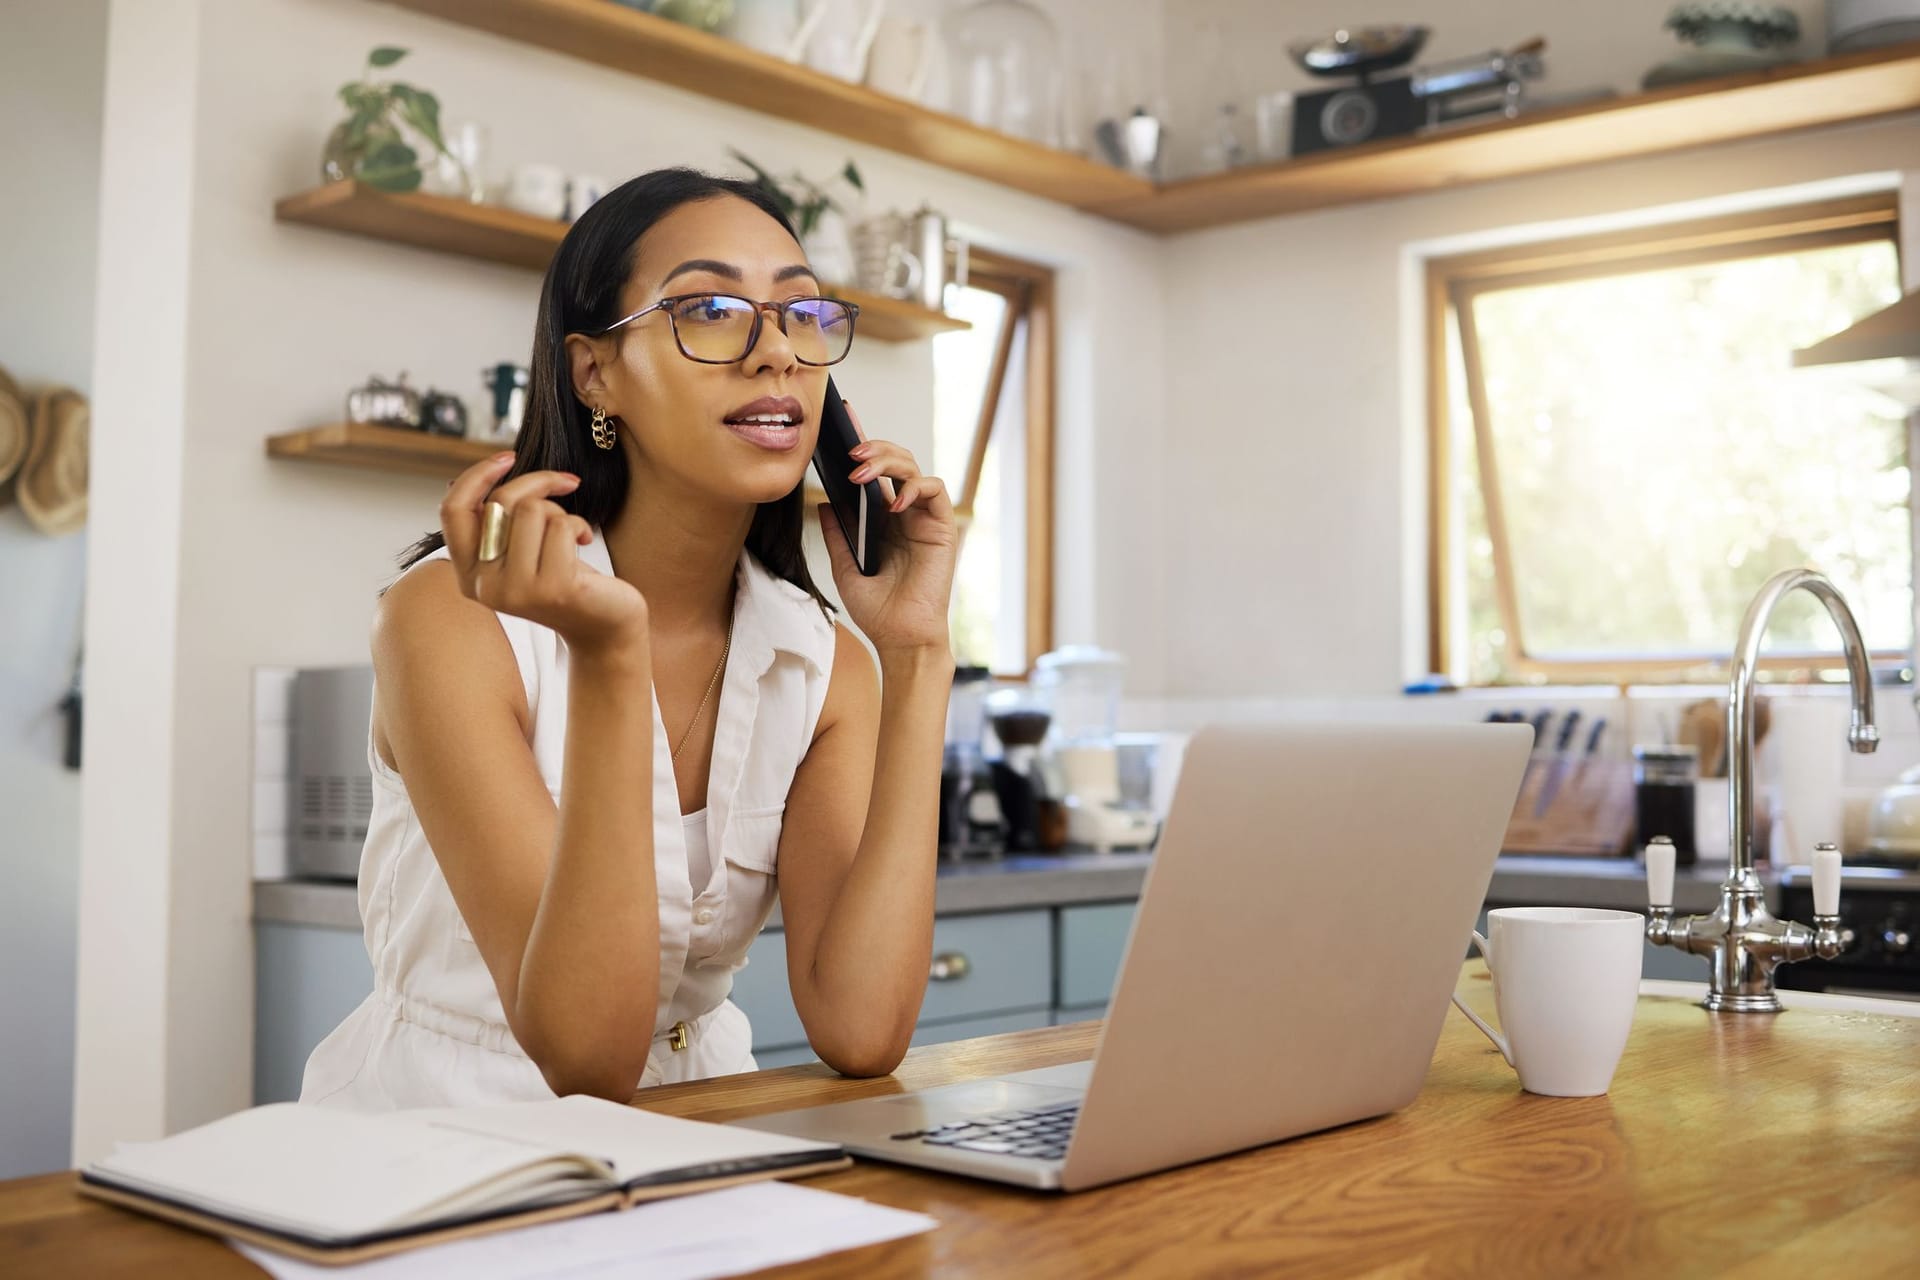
[
  {"xmin": 939, "ymin": 666, "xmax": 1003, "ymax": 857},
  {"xmin": 987, "ymin": 685, "xmax": 1058, "ymax": 852}
]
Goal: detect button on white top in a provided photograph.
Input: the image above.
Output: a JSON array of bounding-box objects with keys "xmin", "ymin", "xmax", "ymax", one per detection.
[{"xmin": 694, "ymin": 907, "xmax": 715, "ymax": 925}]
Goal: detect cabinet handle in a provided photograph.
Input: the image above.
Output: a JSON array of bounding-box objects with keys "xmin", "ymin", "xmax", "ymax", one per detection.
[{"xmin": 929, "ymin": 951, "xmax": 971, "ymax": 982}]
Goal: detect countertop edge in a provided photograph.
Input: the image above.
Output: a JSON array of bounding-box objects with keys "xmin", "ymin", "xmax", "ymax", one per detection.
[
  {"xmin": 254, "ymin": 853, "xmax": 1775, "ymax": 931},
  {"xmin": 255, "ymin": 852, "xmax": 1158, "ymax": 931}
]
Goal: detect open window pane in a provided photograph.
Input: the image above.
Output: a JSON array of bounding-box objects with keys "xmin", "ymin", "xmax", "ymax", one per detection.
[
  {"xmin": 1456, "ymin": 236, "xmax": 1908, "ymax": 674},
  {"xmin": 1445, "ymin": 317, "xmax": 1509, "ymax": 684},
  {"xmin": 933, "ymin": 283, "xmax": 1029, "ymax": 674}
]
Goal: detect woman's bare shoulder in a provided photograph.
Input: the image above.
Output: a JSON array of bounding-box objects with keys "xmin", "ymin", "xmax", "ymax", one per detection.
[
  {"xmin": 372, "ymin": 558, "xmax": 531, "ymax": 732},
  {"xmin": 815, "ymin": 621, "xmax": 880, "ymax": 740}
]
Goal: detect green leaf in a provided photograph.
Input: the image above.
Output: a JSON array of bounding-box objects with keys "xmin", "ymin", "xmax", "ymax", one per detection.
[
  {"xmin": 391, "ymin": 84, "xmax": 449, "ymax": 154},
  {"xmin": 360, "ymin": 164, "xmax": 423, "ymax": 193},
  {"xmin": 728, "ymin": 148, "xmax": 781, "ymax": 191},
  {"xmin": 841, "ymin": 160, "xmax": 863, "ymax": 192},
  {"xmin": 368, "ymin": 45, "xmax": 407, "ymax": 67},
  {"xmin": 357, "ymin": 137, "xmax": 421, "ymax": 191}
]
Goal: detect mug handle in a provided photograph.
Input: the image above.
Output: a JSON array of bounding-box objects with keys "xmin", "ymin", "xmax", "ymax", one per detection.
[
  {"xmin": 1450, "ymin": 930, "xmax": 1514, "ymax": 1066},
  {"xmin": 891, "ymin": 249, "xmax": 923, "ymax": 295}
]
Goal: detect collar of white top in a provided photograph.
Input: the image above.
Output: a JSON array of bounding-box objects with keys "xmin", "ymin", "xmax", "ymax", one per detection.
[{"xmin": 576, "ymin": 525, "xmax": 831, "ymax": 678}]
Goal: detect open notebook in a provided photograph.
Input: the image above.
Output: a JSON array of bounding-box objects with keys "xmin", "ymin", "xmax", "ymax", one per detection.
[{"xmin": 78, "ymin": 1095, "xmax": 848, "ymax": 1265}]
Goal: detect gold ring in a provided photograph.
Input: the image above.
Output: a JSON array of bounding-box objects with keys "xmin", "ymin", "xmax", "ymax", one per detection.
[{"xmin": 478, "ymin": 501, "xmax": 510, "ymax": 562}]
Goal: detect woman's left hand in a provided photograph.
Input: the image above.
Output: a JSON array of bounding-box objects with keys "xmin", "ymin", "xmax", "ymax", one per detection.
[{"xmin": 816, "ymin": 407, "xmax": 958, "ymax": 657}]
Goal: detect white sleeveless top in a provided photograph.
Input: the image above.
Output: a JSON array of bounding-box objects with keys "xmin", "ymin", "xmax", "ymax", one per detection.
[{"xmin": 300, "ymin": 528, "xmax": 836, "ymax": 1111}]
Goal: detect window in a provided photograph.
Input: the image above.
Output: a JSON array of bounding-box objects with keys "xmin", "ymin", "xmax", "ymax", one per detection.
[
  {"xmin": 1429, "ymin": 196, "xmax": 1909, "ymax": 684},
  {"xmin": 932, "ymin": 249, "xmax": 1055, "ymax": 675}
]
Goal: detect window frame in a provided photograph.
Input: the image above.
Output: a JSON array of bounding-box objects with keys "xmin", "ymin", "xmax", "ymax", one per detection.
[
  {"xmin": 1425, "ymin": 193, "xmax": 1907, "ymax": 684},
  {"xmin": 946, "ymin": 246, "xmax": 1056, "ymax": 675}
]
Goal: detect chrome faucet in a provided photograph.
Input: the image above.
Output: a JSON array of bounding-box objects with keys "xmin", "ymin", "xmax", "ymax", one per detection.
[{"xmin": 1645, "ymin": 568, "xmax": 1878, "ymax": 1012}]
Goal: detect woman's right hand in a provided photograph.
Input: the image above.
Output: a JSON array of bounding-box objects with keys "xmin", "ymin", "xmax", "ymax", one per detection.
[{"xmin": 441, "ymin": 452, "xmax": 649, "ymax": 657}]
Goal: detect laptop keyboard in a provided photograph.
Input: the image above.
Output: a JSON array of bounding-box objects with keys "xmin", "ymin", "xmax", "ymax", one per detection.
[{"xmin": 889, "ymin": 1100, "xmax": 1080, "ymax": 1160}]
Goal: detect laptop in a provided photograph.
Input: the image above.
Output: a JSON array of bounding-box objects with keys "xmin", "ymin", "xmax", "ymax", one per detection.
[{"xmin": 731, "ymin": 721, "xmax": 1533, "ymax": 1192}]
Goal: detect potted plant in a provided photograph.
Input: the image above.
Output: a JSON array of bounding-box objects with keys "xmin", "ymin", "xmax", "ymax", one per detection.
[
  {"xmin": 729, "ymin": 149, "xmax": 864, "ymax": 285},
  {"xmin": 322, "ymin": 46, "xmax": 460, "ymax": 193}
]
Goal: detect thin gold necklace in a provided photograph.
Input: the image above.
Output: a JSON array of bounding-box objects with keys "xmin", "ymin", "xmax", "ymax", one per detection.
[{"xmin": 671, "ymin": 616, "xmax": 734, "ymax": 761}]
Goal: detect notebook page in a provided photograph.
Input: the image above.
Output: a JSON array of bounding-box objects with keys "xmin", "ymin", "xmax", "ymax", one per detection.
[
  {"xmin": 406, "ymin": 1095, "xmax": 839, "ymax": 1188},
  {"xmin": 87, "ymin": 1103, "xmax": 611, "ymax": 1243}
]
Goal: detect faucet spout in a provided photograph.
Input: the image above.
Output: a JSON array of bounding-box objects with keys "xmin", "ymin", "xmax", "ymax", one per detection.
[{"xmin": 1727, "ymin": 569, "xmax": 1877, "ymax": 881}]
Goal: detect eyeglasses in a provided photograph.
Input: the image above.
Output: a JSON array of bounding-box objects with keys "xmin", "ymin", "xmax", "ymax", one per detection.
[{"xmin": 594, "ymin": 292, "xmax": 859, "ymax": 366}]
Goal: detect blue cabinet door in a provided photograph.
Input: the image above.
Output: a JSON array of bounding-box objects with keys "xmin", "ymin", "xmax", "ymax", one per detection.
[
  {"xmin": 254, "ymin": 923, "xmax": 374, "ymax": 1104},
  {"xmin": 733, "ymin": 909, "xmax": 1055, "ymax": 1059},
  {"xmin": 1058, "ymin": 902, "xmax": 1137, "ymax": 1009}
]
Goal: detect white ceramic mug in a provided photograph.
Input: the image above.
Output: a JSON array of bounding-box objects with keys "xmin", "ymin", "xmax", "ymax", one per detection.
[
  {"xmin": 504, "ymin": 163, "xmax": 568, "ymax": 220},
  {"xmin": 1450, "ymin": 907, "xmax": 1643, "ymax": 1096}
]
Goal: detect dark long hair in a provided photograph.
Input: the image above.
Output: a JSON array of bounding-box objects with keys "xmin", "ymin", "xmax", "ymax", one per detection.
[{"xmin": 396, "ymin": 167, "xmax": 831, "ymax": 616}]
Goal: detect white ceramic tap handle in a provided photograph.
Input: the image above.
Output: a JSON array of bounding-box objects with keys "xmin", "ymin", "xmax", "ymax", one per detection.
[
  {"xmin": 1646, "ymin": 836, "xmax": 1675, "ymax": 910},
  {"xmin": 1813, "ymin": 842, "xmax": 1841, "ymax": 917}
]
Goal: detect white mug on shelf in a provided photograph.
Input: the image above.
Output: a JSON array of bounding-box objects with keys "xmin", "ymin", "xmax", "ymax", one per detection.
[
  {"xmin": 503, "ymin": 163, "xmax": 568, "ymax": 220},
  {"xmin": 1450, "ymin": 907, "xmax": 1643, "ymax": 1097}
]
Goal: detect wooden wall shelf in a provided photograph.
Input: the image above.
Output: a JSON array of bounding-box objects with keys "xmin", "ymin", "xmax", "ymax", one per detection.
[
  {"xmin": 1090, "ymin": 43, "xmax": 1920, "ymax": 233},
  {"xmin": 371, "ymin": 0, "xmax": 1920, "ymax": 231},
  {"xmin": 274, "ymin": 183, "xmax": 971, "ymax": 342},
  {"xmin": 267, "ymin": 422, "xmax": 506, "ymax": 478},
  {"xmin": 377, "ymin": 0, "xmax": 1150, "ymax": 211}
]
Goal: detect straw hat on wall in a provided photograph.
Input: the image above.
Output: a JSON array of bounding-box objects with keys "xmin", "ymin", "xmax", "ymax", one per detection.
[{"xmin": 19, "ymin": 384, "xmax": 89, "ymax": 536}]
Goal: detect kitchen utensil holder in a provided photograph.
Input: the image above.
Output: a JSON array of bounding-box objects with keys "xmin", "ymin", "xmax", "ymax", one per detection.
[{"xmin": 1501, "ymin": 758, "xmax": 1635, "ymax": 856}]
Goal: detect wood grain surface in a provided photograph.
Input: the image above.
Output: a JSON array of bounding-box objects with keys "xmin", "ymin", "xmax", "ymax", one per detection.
[{"xmin": 7, "ymin": 964, "xmax": 1919, "ymax": 1278}]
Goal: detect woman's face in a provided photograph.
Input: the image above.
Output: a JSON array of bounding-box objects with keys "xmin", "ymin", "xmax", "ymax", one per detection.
[{"xmin": 573, "ymin": 194, "xmax": 830, "ymax": 506}]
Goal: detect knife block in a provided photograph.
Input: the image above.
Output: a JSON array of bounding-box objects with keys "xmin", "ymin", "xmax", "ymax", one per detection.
[{"xmin": 1501, "ymin": 757, "xmax": 1635, "ymax": 857}]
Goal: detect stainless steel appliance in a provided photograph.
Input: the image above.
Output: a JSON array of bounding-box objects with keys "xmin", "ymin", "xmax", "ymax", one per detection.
[
  {"xmin": 1410, "ymin": 38, "xmax": 1545, "ymax": 127},
  {"xmin": 289, "ymin": 665, "xmax": 376, "ymax": 882}
]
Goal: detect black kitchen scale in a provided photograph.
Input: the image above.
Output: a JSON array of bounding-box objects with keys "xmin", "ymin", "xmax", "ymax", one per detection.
[{"xmin": 1287, "ymin": 25, "xmax": 1426, "ymax": 155}]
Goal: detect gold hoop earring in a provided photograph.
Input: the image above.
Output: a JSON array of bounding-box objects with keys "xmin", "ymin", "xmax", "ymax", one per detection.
[{"xmin": 590, "ymin": 405, "xmax": 617, "ymax": 451}]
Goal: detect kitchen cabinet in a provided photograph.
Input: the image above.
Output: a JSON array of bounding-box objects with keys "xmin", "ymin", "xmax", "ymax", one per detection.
[
  {"xmin": 253, "ymin": 900, "xmax": 1126, "ymax": 1103},
  {"xmin": 253, "ymin": 922, "xmax": 374, "ymax": 1105},
  {"xmin": 1056, "ymin": 902, "xmax": 1137, "ymax": 1014}
]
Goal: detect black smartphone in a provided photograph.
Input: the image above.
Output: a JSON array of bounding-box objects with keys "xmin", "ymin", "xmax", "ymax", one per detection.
[{"xmin": 811, "ymin": 376, "xmax": 890, "ymax": 576}]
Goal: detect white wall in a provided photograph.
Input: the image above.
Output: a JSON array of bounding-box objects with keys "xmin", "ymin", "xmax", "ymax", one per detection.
[
  {"xmin": 71, "ymin": 0, "xmax": 1170, "ymax": 1156},
  {"xmin": 0, "ymin": 0, "xmax": 107, "ymax": 1180}
]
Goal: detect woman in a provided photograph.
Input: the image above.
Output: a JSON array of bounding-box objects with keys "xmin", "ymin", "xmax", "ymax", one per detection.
[{"xmin": 301, "ymin": 168, "xmax": 958, "ymax": 1110}]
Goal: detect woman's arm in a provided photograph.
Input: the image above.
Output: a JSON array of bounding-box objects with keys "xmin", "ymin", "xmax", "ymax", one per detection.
[
  {"xmin": 776, "ymin": 422, "xmax": 959, "ymax": 1076},
  {"xmin": 375, "ymin": 459, "xmax": 661, "ymax": 1100},
  {"xmin": 774, "ymin": 630, "xmax": 952, "ymax": 1074}
]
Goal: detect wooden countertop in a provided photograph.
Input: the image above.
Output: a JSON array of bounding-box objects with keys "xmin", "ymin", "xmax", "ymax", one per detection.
[{"xmin": 7, "ymin": 963, "xmax": 1920, "ymax": 1277}]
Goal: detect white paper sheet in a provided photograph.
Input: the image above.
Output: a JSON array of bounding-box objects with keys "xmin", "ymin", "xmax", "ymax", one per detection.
[{"xmin": 230, "ymin": 1182, "xmax": 937, "ymax": 1280}]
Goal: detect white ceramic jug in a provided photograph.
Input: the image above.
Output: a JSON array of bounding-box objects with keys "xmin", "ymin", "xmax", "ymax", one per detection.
[
  {"xmin": 864, "ymin": 14, "xmax": 938, "ymax": 100},
  {"xmin": 801, "ymin": 0, "xmax": 887, "ymax": 81}
]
